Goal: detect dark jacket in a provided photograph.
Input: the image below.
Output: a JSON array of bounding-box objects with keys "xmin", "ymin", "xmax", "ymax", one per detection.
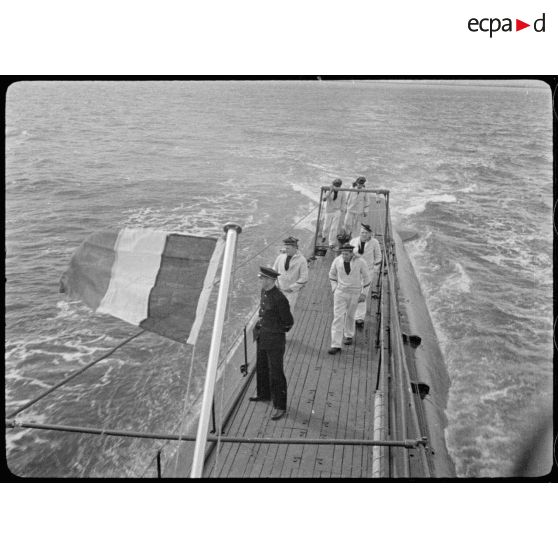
[{"xmin": 256, "ymin": 286, "xmax": 294, "ymax": 338}]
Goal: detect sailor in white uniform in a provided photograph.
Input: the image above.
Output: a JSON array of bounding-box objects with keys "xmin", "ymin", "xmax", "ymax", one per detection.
[
  {"xmin": 272, "ymin": 236, "xmax": 308, "ymax": 310},
  {"xmin": 349, "ymin": 223, "xmax": 382, "ymax": 327},
  {"xmin": 343, "ymin": 177, "xmax": 369, "ymax": 238},
  {"xmin": 321, "ymin": 178, "xmax": 346, "ymax": 247},
  {"xmin": 327, "ymin": 243, "xmax": 371, "ymax": 354}
]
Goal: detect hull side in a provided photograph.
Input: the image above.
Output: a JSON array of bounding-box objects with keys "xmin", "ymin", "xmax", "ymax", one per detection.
[{"xmin": 393, "ymin": 231, "xmax": 456, "ymax": 477}]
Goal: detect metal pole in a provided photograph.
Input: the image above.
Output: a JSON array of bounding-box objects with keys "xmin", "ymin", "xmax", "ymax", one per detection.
[
  {"xmin": 242, "ymin": 325, "xmax": 248, "ymax": 375},
  {"xmin": 190, "ymin": 222, "xmax": 242, "ymax": 478},
  {"xmin": 5, "ymin": 419, "xmax": 425, "ymax": 447},
  {"xmin": 156, "ymin": 450, "xmax": 162, "ymax": 478},
  {"xmin": 312, "ymin": 187, "xmax": 325, "ymax": 253},
  {"xmin": 210, "ymin": 401, "xmax": 217, "ymax": 434},
  {"xmin": 383, "ymin": 191, "xmax": 390, "ymax": 249}
]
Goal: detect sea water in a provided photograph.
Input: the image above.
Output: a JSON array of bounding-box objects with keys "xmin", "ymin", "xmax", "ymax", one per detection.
[{"xmin": 5, "ymin": 80, "xmax": 553, "ymax": 477}]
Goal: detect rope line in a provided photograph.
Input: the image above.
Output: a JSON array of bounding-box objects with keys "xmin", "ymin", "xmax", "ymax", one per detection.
[
  {"xmin": 171, "ymin": 342, "xmax": 198, "ymax": 477},
  {"xmin": 7, "ymin": 330, "xmax": 146, "ymax": 419}
]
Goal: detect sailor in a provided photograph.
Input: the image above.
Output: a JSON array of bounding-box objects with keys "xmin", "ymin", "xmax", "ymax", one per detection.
[
  {"xmin": 350, "ymin": 223, "xmax": 382, "ymax": 327},
  {"xmin": 343, "ymin": 177, "xmax": 369, "ymax": 238},
  {"xmin": 327, "ymin": 243, "xmax": 371, "ymax": 354},
  {"xmin": 250, "ymin": 266, "xmax": 294, "ymax": 420},
  {"xmin": 272, "ymin": 236, "xmax": 309, "ymax": 310},
  {"xmin": 321, "ymin": 178, "xmax": 346, "ymax": 248}
]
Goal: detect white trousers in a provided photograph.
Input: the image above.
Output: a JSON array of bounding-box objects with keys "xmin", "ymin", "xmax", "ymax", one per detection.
[
  {"xmin": 322, "ymin": 211, "xmax": 341, "ymax": 246},
  {"xmin": 331, "ymin": 289, "xmax": 359, "ymax": 348},
  {"xmin": 281, "ymin": 290, "xmax": 299, "ymax": 311},
  {"xmin": 355, "ymin": 268, "xmax": 380, "ymax": 320},
  {"xmin": 343, "ymin": 212, "xmax": 361, "ymax": 238},
  {"xmin": 354, "ymin": 285, "xmax": 369, "ymax": 321}
]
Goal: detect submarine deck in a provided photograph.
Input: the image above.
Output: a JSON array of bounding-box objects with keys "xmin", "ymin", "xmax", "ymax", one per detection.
[{"xmin": 201, "ymin": 195, "xmax": 424, "ymax": 478}]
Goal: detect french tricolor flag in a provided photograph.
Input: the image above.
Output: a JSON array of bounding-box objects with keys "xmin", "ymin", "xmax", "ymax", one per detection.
[{"xmin": 60, "ymin": 228, "xmax": 224, "ymax": 344}]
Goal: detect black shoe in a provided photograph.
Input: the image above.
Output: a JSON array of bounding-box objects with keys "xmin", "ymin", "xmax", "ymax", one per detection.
[
  {"xmin": 249, "ymin": 396, "xmax": 270, "ymax": 402},
  {"xmin": 328, "ymin": 347, "xmax": 341, "ymax": 354},
  {"xmin": 271, "ymin": 409, "xmax": 286, "ymax": 421},
  {"xmin": 355, "ymin": 320, "xmax": 364, "ymax": 328},
  {"xmin": 343, "ymin": 337, "xmax": 353, "ymax": 345}
]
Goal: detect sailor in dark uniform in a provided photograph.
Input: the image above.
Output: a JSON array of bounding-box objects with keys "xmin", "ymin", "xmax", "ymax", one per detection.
[{"xmin": 250, "ymin": 266, "xmax": 294, "ymax": 421}]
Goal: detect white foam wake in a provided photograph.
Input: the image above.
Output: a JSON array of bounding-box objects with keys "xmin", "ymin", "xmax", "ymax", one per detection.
[
  {"xmin": 289, "ymin": 182, "xmax": 320, "ymax": 204},
  {"xmin": 443, "ymin": 262, "xmax": 472, "ymax": 294},
  {"xmin": 399, "ymin": 194, "xmax": 457, "ymax": 216}
]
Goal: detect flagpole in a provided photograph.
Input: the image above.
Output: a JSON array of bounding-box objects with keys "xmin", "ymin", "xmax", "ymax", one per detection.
[{"xmin": 190, "ymin": 222, "xmax": 242, "ymax": 478}]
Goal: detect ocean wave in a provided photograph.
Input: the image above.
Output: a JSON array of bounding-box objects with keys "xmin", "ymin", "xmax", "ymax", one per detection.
[
  {"xmin": 292, "ymin": 201, "xmax": 318, "ymax": 233},
  {"xmin": 398, "ymin": 194, "xmax": 457, "ymax": 216},
  {"xmin": 121, "ymin": 191, "xmax": 262, "ymax": 236},
  {"xmin": 289, "ymin": 182, "xmax": 320, "ymax": 204},
  {"xmin": 456, "ymin": 183, "xmax": 478, "ymax": 193},
  {"xmin": 304, "ymin": 162, "xmax": 335, "ymax": 174},
  {"xmin": 444, "ymin": 262, "xmax": 472, "ymax": 293}
]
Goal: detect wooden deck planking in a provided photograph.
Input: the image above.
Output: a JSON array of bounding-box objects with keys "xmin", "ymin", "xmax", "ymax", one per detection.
[
  {"xmin": 342, "ymin": 324, "xmax": 371, "ymax": 476},
  {"xmin": 207, "ymin": 388, "xmax": 260, "ymax": 477},
  {"xmin": 307, "ymin": 320, "xmax": 350, "ymax": 478},
  {"xmin": 255, "ymin": 258, "xmax": 331, "ymax": 477},
  {"xmin": 266, "ymin": 261, "xmax": 332, "ymax": 476},
  {"xmin": 269, "ymin": 302, "xmax": 331, "ymax": 477},
  {"xmin": 284, "ymin": 256, "xmax": 339, "ymax": 478},
  {"xmin": 333, "ymin": 300, "xmax": 374, "ymax": 477},
  {"xmin": 211, "ymin": 262, "xmax": 321, "ymax": 477}
]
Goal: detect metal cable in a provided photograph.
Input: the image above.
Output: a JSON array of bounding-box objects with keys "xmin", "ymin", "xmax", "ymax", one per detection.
[{"xmin": 171, "ymin": 342, "xmax": 198, "ymax": 477}]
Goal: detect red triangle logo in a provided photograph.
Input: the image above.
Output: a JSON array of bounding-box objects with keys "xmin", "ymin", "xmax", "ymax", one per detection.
[{"xmin": 516, "ymin": 19, "xmax": 530, "ymax": 31}]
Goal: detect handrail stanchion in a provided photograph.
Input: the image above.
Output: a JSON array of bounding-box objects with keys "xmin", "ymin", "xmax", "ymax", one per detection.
[
  {"xmin": 156, "ymin": 450, "xmax": 162, "ymax": 478},
  {"xmin": 312, "ymin": 187, "xmax": 325, "ymax": 255},
  {"xmin": 384, "ymin": 190, "xmax": 390, "ymax": 250},
  {"xmin": 190, "ymin": 222, "xmax": 242, "ymax": 478}
]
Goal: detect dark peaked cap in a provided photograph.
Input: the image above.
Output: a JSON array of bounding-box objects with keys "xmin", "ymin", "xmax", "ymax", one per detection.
[
  {"xmin": 340, "ymin": 243, "xmax": 354, "ymax": 252},
  {"xmin": 283, "ymin": 236, "xmax": 299, "ymax": 246},
  {"xmin": 258, "ymin": 266, "xmax": 280, "ymax": 279},
  {"xmin": 360, "ymin": 223, "xmax": 371, "ymax": 232}
]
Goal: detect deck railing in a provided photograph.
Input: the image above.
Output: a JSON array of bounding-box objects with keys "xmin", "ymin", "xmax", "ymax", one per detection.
[
  {"xmin": 312, "ymin": 186, "xmax": 391, "ymax": 256},
  {"xmin": 382, "ymin": 209, "xmax": 432, "ymax": 478}
]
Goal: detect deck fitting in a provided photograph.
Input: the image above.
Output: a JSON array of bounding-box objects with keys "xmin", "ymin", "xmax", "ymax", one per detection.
[
  {"xmin": 402, "ymin": 333, "xmax": 422, "ymax": 347},
  {"xmin": 411, "ymin": 382, "xmax": 430, "ymax": 399}
]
